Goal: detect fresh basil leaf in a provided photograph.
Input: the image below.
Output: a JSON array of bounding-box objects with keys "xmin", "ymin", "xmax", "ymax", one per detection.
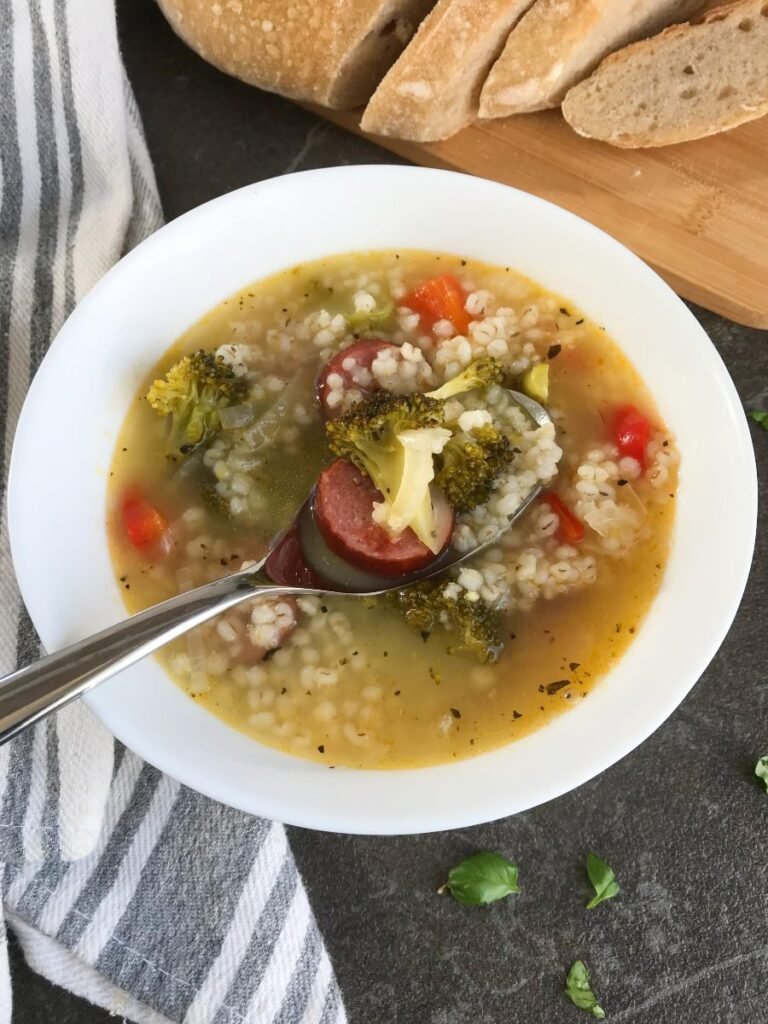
[
  {"xmin": 565, "ymin": 960, "xmax": 605, "ymax": 1019},
  {"xmin": 755, "ymin": 756, "xmax": 768, "ymax": 792},
  {"xmin": 585, "ymin": 852, "xmax": 620, "ymax": 909},
  {"xmin": 440, "ymin": 851, "xmax": 520, "ymax": 906},
  {"xmin": 748, "ymin": 410, "xmax": 768, "ymax": 430}
]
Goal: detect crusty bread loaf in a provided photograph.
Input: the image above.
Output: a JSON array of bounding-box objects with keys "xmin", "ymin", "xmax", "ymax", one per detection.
[
  {"xmin": 360, "ymin": 0, "xmax": 536, "ymax": 141},
  {"xmin": 561, "ymin": 0, "xmax": 768, "ymax": 146},
  {"xmin": 479, "ymin": 0, "xmax": 706, "ymax": 117},
  {"xmin": 157, "ymin": 0, "xmax": 435, "ymax": 109}
]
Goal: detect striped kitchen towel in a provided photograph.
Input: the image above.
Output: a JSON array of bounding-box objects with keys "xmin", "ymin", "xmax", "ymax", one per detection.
[{"xmin": 0, "ymin": 2, "xmax": 346, "ymax": 1022}]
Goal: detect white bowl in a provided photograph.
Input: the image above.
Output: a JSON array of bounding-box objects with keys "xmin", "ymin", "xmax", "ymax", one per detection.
[{"xmin": 8, "ymin": 166, "xmax": 756, "ymax": 834}]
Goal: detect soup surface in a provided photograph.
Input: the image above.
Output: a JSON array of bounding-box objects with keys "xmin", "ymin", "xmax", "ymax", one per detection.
[{"xmin": 109, "ymin": 250, "xmax": 678, "ymax": 769}]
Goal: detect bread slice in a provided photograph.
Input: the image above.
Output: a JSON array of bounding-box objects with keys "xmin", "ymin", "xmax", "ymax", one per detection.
[
  {"xmin": 479, "ymin": 0, "xmax": 706, "ymax": 117},
  {"xmin": 561, "ymin": 0, "xmax": 768, "ymax": 146},
  {"xmin": 157, "ymin": 0, "xmax": 436, "ymax": 109},
  {"xmin": 360, "ymin": 0, "xmax": 536, "ymax": 141}
]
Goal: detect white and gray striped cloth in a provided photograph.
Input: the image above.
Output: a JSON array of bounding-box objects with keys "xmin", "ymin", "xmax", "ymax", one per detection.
[{"xmin": 0, "ymin": 2, "xmax": 346, "ymax": 1022}]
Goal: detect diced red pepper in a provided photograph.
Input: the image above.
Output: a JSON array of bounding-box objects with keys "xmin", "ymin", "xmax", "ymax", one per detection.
[
  {"xmin": 612, "ymin": 404, "xmax": 652, "ymax": 468},
  {"xmin": 540, "ymin": 491, "xmax": 585, "ymax": 545},
  {"xmin": 404, "ymin": 273, "xmax": 471, "ymax": 335},
  {"xmin": 122, "ymin": 495, "xmax": 168, "ymax": 548}
]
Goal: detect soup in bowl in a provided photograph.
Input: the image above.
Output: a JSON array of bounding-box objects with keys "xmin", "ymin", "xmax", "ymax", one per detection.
[
  {"xmin": 109, "ymin": 250, "xmax": 678, "ymax": 771},
  {"xmin": 8, "ymin": 167, "xmax": 755, "ymax": 832}
]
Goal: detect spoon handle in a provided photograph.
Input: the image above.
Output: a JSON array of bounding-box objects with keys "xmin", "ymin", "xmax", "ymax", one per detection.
[{"xmin": 0, "ymin": 564, "xmax": 298, "ymax": 745}]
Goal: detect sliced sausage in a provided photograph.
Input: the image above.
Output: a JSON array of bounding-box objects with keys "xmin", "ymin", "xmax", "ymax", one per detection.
[
  {"xmin": 314, "ymin": 458, "xmax": 453, "ymax": 577},
  {"xmin": 316, "ymin": 339, "xmax": 400, "ymax": 419}
]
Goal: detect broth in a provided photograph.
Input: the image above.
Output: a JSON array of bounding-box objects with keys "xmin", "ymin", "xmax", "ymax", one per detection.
[{"xmin": 108, "ymin": 250, "xmax": 677, "ymax": 769}]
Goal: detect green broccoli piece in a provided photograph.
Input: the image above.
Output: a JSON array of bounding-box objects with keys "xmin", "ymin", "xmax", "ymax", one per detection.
[
  {"xmin": 426, "ymin": 357, "xmax": 505, "ymax": 402},
  {"xmin": 325, "ymin": 392, "xmax": 451, "ymax": 552},
  {"xmin": 388, "ymin": 578, "xmax": 503, "ymax": 663},
  {"xmin": 146, "ymin": 349, "xmax": 247, "ymax": 453},
  {"xmin": 435, "ymin": 424, "xmax": 514, "ymax": 513}
]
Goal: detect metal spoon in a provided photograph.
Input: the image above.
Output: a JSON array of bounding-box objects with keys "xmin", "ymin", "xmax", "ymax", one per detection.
[{"xmin": 0, "ymin": 391, "xmax": 552, "ymax": 744}]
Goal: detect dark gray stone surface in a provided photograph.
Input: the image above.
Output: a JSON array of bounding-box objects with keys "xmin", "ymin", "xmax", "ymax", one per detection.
[{"xmin": 13, "ymin": 1, "xmax": 768, "ymax": 1021}]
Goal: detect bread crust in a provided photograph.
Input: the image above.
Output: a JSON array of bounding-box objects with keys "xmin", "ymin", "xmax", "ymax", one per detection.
[
  {"xmin": 157, "ymin": 0, "xmax": 434, "ymax": 109},
  {"xmin": 479, "ymin": 0, "xmax": 706, "ymax": 117},
  {"xmin": 360, "ymin": 0, "xmax": 535, "ymax": 141}
]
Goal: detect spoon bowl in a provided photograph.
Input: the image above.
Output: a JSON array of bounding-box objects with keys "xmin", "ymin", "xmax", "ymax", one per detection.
[{"xmin": 281, "ymin": 389, "xmax": 551, "ymax": 592}]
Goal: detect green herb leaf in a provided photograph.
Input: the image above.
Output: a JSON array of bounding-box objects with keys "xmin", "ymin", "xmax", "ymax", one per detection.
[
  {"xmin": 755, "ymin": 756, "xmax": 768, "ymax": 792},
  {"xmin": 585, "ymin": 852, "xmax": 620, "ymax": 909},
  {"xmin": 748, "ymin": 410, "xmax": 768, "ymax": 430},
  {"xmin": 440, "ymin": 851, "xmax": 520, "ymax": 906},
  {"xmin": 565, "ymin": 960, "xmax": 605, "ymax": 1019}
]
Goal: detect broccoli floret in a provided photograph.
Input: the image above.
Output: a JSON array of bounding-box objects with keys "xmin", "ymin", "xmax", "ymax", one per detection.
[
  {"xmin": 146, "ymin": 350, "xmax": 247, "ymax": 453},
  {"xmin": 325, "ymin": 392, "xmax": 452, "ymax": 552},
  {"xmin": 435, "ymin": 424, "xmax": 514, "ymax": 513},
  {"xmin": 426, "ymin": 357, "xmax": 505, "ymax": 401},
  {"xmin": 388, "ymin": 579, "xmax": 503, "ymax": 663}
]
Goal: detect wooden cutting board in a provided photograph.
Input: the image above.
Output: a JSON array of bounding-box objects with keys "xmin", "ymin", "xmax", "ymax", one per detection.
[{"xmin": 311, "ymin": 107, "xmax": 768, "ymax": 329}]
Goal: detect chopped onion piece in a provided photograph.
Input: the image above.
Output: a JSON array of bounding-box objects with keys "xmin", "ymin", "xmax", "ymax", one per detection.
[{"xmin": 219, "ymin": 403, "xmax": 255, "ymax": 430}]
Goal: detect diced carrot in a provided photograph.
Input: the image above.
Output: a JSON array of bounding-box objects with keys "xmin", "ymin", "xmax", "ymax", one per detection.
[
  {"xmin": 404, "ymin": 273, "xmax": 471, "ymax": 335},
  {"xmin": 612, "ymin": 404, "xmax": 652, "ymax": 468},
  {"xmin": 540, "ymin": 491, "xmax": 585, "ymax": 545},
  {"xmin": 122, "ymin": 495, "xmax": 168, "ymax": 548}
]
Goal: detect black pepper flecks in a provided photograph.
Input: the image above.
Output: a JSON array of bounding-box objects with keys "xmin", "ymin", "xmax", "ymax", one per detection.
[
  {"xmin": 547, "ymin": 343, "xmax": 562, "ymax": 360},
  {"xmin": 544, "ymin": 679, "xmax": 570, "ymax": 695},
  {"xmin": 512, "ymin": 710, "xmax": 522, "ymax": 719},
  {"xmin": 450, "ymin": 708, "xmax": 461, "ymax": 719},
  {"xmin": 317, "ymin": 745, "xmax": 325, "ymax": 754}
]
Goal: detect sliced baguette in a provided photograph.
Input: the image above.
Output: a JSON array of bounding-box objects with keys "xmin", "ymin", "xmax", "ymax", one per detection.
[
  {"xmin": 157, "ymin": 0, "xmax": 435, "ymax": 109},
  {"xmin": 561, "ymin": 0, "xmax": 768, "ymax": 146},
  {"xmin": 360, "ymin": 0, "xmax": 536, "ymax": 141},
  {"xmin": 479, "ymin": 0, "xmax": 706, "ymax": 117}
]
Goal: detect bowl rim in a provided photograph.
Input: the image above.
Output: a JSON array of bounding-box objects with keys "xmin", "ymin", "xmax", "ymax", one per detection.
[{"xmin": 8, "ymin": 165, "xmax": 758, "ymax": 834}]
